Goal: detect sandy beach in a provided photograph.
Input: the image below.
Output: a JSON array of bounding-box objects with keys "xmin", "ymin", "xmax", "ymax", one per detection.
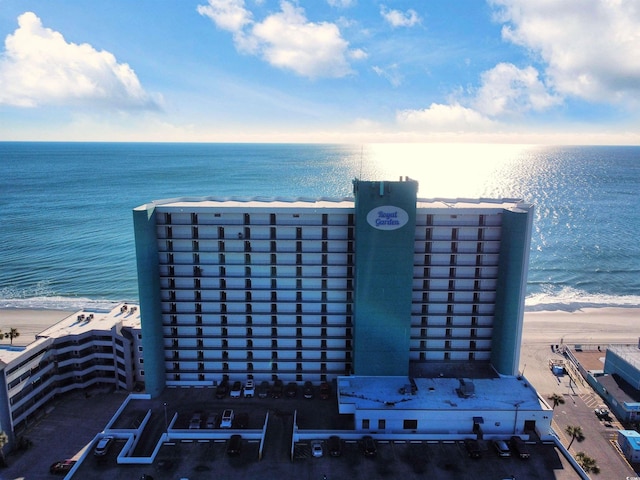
[
  {"xmin": 0, "ymin": 309, "xmax": 74, "ymax": 346},
  {"xmin": 0, "ymin": 306, "xmax": 638, "ymax": 348}
]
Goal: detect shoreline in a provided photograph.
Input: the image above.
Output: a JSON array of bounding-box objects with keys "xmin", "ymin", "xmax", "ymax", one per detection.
[{"xmin": 0, "ymin": 306, "xmax": 638, "ymax": 348}]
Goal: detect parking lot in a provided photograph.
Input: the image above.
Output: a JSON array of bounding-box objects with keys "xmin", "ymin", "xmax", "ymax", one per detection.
[{"xmin": 2, "ymin": 378, "xmax": 584, "ymax": 480}]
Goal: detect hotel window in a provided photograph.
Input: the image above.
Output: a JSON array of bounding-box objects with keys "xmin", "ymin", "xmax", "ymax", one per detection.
[
  {"xmin": 218, "ymin": 226, "xmax": 225, "ymax": 239},
  {"xmin": 271, "ymin": 291, "xmax": 277, "ymax": 302},
  {"xmin": 445, "ymin": 340, "xmax": 451, "ymax": 349},
  {"xmin": 171, "ymin": 327, "xmax": 178, "ymax": 336},
  {"xmin": 378, "ymin": 419, "xmax": 386, "ymax": 430},
  {"xmin": 165, "ymin": 212, "xmax": 172, "ymax": 224},
  {"xmin": 170, "ymin": 314, "xmax": 177, "ymax": 325},
  {"xmin": 195, "ymin": 303, "xmax": 202, "ymax": 313},
  {"xmin": 247, "ymin": 339, "xmax": 253, "ymax": 348},
  {"xmin": 470, "ymin": 340, "xmax": 477, "ymax": 350},
  {"xmin": 270, "ymin": 213, "xmax": 276, "ymax": 225},
  {"xmin": 198, "ymin": 362, "xmax": 204, "ymax": 371},
  {"xmin": 270, "ymin": 227, "xmax": 276, "ymax": 239},
  {"xmin": 244, "ymin": 213, "xmax": 250, "ymax": 225},
  {"xmin": 168, "ymin": 253, "xmax": 174, "ymax": 264},
  {"xmin": 446, "ymin": 328, "xmax": 452, "ymax": 337},
  {"xmin": 296, "ymin": 241, "xmax": 302, "ymax": 253},
  {"xmin": 271, "ymin": 362, "xmax": 278, "ymax": 372},
  {"xmin": 272, "ymin": 339, "xmax": 278, "ymax": 348},
  {"xmin": 469, "ymin": 352, "xmax": 475, "ymax": 360},
  {"xmin": 167, "ymin": 240, "xmax": 173, "ymax": 251},
  {"xmin": 166, "ymin": 226, "xmax": 173, "ymax": 238},
  {"xmin": 196, "ymin": 315, "xmax": 202, "ymax": 325},
  {"xmin": 271, "ymin": 315, "xmax": 277, "ymax": 325},
  {"xmin": 322, "ymin": 227, "xmax": 328, "ymax": 240},
  {"xmin": 322, "ymin": 214, "xmax": 328, "ymax": 226},
  {"xmin": 172, "ymin": 350, "xmax": 179, "ymax": 359},
  {"xmin": 196, "ymin": 327, "xmax": 203, "ymax": 336},
  {"xmin": 271, "ymin": 327, "xmax": 277, "ymax": 337},
  {"xmin": 247, "ymin": 362, "xmax": 254, "ymax": 371},
  {"xmin": 194, "ymin": 278, "xmax": 201, "ymax": 289},
  {"xmin": 404, "ymin": 419, "xmax": 418, "ymax": 430},
  {"xmin": 296, "ymin": 227, "xmax": 302, "ymax": 240},
  {"xmin": 198, "ymin": 350, "xmax": 204, "ymax": 359},
  {"xmin": 192, "ymin": 226, "xmax": 199, "ymax": 239},
  {"xmin": 193, "ymin": 253, "xmax": 200, "ymax": 263},
  {"xmin": 191, "ymin": 212, "xmax": 198, "ymax": 224},
  {"xmin": 362, "ymin": 419, "xmax": 370, "ymax": 429},
  {"xmin": 195, "ymin": 291, "xmax": 202, "ymax": 301}
]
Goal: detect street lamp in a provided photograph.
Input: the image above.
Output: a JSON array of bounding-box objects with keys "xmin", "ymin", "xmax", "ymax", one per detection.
[
  {"xmin": 163, "ymin": 402, "xmax": 168, "ymax": 431},
  {"xmin": 513, "ymin": 401, "xmax": 524, "ymax": 434}
]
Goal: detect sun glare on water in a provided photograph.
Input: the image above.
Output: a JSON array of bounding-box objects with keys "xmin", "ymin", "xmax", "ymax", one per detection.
[{"xmin": 360, "ymin": 143, "xmax": 532, "ymax": 199}]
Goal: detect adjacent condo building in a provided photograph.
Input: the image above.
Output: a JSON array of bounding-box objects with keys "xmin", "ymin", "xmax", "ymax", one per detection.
[{"xmin": 133, "ymin": 178, "xmax": 534, "ymax": 399}]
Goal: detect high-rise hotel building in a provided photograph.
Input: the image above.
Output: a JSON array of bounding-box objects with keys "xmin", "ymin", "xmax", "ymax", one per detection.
[{"xmin": 133, "ymin": 178, "xmax": 533, "ymax": 398}]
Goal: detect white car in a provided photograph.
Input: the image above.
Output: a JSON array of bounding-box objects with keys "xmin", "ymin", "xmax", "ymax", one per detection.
[
  {"xmin": 243, "ymin": 379, "xmax": 255, "ymax": 398},
  {"xmin": 220, "ymin": 409, "xmax": 234, "ymax": 428},
  {"xmin": 311, "ymin": 440, "xmax": 323, "ymax": 458}
]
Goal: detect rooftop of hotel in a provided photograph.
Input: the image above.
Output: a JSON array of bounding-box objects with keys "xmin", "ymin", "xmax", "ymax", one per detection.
[
  {"xmin": 337, "ymin": 375, "xmax": 542, "ymax": 412},
  {"xmin": 0, "ymin": 303, "xmax": 141, "ymax": 366},
  {"xmin": 135, "ymin": 195, "xmax": 531, "ymax": 212}
]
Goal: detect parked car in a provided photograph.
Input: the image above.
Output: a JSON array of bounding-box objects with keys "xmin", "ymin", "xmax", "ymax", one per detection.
[
  {"xmin": 227, "ymin": 434, "xmax": 242, "ymax": 456},
  {"xmin": 50, "ymin": 459, "xmax": 76, "ymax": 474},
  {"xmin": 319, "ymin": 381, "xmax": 331, "ymax": 400},
  {"xmin": 328, "ymin": 435, "xmax": 342, "ymax": 457},
  {"xmin": 235, "ymin": 412, "xmax": 249, "ymax": 429},
  {"xmin": 303, "ymin": 381, "xmax": 314, "ymax": 399},
  {"xmin": 493, "ymin": 439, "xmax": 511, "ymax": 457},
  {"xmin": 243, "ymin": 379, "xmax": 255, "ymax": 398},
  {"xmin": 205, "ymin": 413, "xmax": 218, "ymax": 429},
  {"xmin": 362, "ymin": 435, "xmax": 377, "ymax": 457},
  {"xmin": 311, "ymin": 440, "xmax": 324, "ymax": 457},
  {"xmin": 189, "ymin": 412, "xmax": 202, "ymax": 429},
  {"xmin": 594, "ymin": 407, "xmax": 610, "ymax": 420},
  {"xmin": 510, "ymin": 436, "xmax": 530, "ymax": 459},
  {"xmin": 271, "ymin": 379, "xmax": 284, "ymax": 398},
  {"xmin": 215, "ymin": 380, "xmax": 229, "ymax": 399},
  {"xmin": 285, "ymin": 382, "xmax": 298, "ymax": 398},
  {"xmin": 94, "ymin": 436, "xmax": 114, "ymax": 456},
  {"xmin": 230, "ymin": 381, "xmax": 243, "ymax": 398},
  {"xmin": 464, "ymin": 438, "xmax": 482, "ymax": 459},
  {"xmin": 220, "ymin": 409, "xmax": 234, "ymax": 428},
  {"xmin": 258, "ymin": 380, "xmax": 270, "ymax": 398}
]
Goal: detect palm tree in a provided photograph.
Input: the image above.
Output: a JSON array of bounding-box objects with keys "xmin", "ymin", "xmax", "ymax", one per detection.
[
  {"xmin": 548, "ymin": 393, "xmax": 565, "ymax": 409},
  {"xmin": 0, "ymin": 430, "xmax": 8, "ymax": 467},
  {"xmin": 4, "ymin": 328, "xmax": 19, "ymax": 346},
  {"xmin": 565, "ymin": 425, "xmax": 585, "ymax": 449},
  {"xmin": 576, "ymin": 451, "xmax": 600, "ymax": 474}
]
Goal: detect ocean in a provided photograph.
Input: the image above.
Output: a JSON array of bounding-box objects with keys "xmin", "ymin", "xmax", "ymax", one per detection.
[{"xmin": 1, "ymin": 142, "xmax": 639, "ymax": 312}]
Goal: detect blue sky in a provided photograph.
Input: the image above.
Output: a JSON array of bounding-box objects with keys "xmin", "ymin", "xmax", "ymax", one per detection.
[{"xmin": 1, "ymin": 0, "xmax": 639, "ymax": 143}]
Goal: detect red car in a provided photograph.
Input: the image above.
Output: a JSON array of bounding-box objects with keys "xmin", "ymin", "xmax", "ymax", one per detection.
[{"xmin": 49, "ymin": 459, "xmax": 76, "ymax": 474}]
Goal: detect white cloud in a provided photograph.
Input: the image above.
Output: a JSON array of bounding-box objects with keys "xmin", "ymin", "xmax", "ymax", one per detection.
[
  {"xmin": 372, "ymin": 64, "xmax": 403, "ymax": 87},
  {"xmin": 196, "ymin": 0, "xmax": 253, "ymax": 32},
  {"xmin": 327, "ymin": 0, "xmax": 356, "ymax": 7},
  {"xmin": 473, "ymin": 63, "xmax": 562, "ymax": 117},
  {"xmin": 0, "ymin": 12, "xmax": 161, "ymax": 109},
  {"xmin": 491, "ymin": 0, "xmax": 640, "ymax": 104},
  {"xmin": 198, "ymin": 0, "xmax": 362, "ymax": 78},
  {"xmin": 396, "ymin": 103, "xmax": 496, "ymax": 131},
  {"xmin": 380, "ymin": 6, "xmax": 421, "ymax": 28}
]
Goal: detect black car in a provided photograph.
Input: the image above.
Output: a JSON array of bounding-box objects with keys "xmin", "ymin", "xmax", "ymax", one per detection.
[
  {"xmin": 464, "ymin": 438, "xmax": 482, "ymax": 459},
  {"xmin": 258, "ymin": 380, "xmax": 270, "ymax": 398},
  {"xmin": 227, "ymin": 434, "xmax": 242, "ymax": 456},
  {"xmin": 303, "ymin": 381, "xmax": 314, "ymax": 399},
  {"xmin": 271, "ymin": 379, "xmax": 284, "ymax": 398},
  {"xmin": 235, "ymin": 412, "xmax": 249, "ymax": 429},
  {"xmin": 319, "ymin": 381, "xmax": 331, "ymax": 400},
  {"xmin": 328, "ymin": 435, "xmax": 342, "ymax": 457},
  {"xmin": 215, "ymin": 381, "xmax": 229, "ymax": 399},
  {"xmin": 285, "ymin": 382, "xmax": 298, "ymax": 398},
  {"xmin": 362, "ymin": 435, "xmax": 377, "ymax": 457}
]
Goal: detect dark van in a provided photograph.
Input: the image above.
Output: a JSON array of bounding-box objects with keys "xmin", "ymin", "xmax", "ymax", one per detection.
[
  {"xmin": 510, "ymin": 435, "xmax": 530, "ymax": 459},
  {"xmin": 227, "ymin": 434, "xmax": 242, "ymax": 456},
  {"xmin": 328, "ymin": 435, "xmax": 342, "ymax": 457}
]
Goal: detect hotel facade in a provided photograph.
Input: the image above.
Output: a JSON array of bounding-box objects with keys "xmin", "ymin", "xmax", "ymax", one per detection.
[{"xmin": 133, "ymin": 178, "xmax": 534, "ymax": 399}]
